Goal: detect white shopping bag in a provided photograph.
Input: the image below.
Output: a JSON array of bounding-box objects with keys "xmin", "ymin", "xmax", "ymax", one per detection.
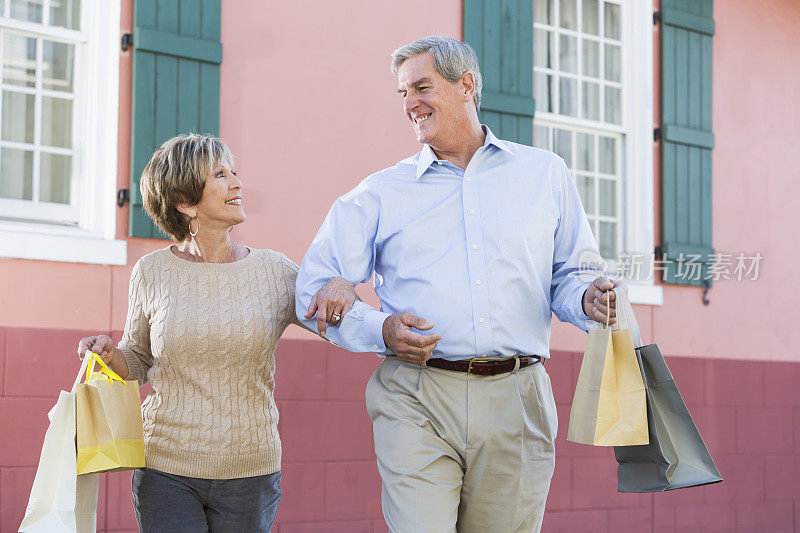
[{"xmin": 19, "ymin": 357, "xmax": 99, "ymax": 533}]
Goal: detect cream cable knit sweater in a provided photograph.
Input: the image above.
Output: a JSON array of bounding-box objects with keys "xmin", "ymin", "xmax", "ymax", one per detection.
[{"xmin": 118, "ymin": 247, "xmax": 301, "ymax": 479}]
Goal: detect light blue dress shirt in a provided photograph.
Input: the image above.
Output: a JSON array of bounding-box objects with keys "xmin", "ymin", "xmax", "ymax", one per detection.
[{"xmin": 296, "ymin": 127, "xmax": 601, "ymax": 360}]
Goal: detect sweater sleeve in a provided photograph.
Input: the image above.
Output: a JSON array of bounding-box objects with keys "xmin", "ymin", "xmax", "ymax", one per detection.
[
  {"xmin": 280, "ymin": 254, "xmax": 326, "ymax": 337},
  {"xmin": 117, "ymin": 259, "xmax": 154, "ymax": 384}
]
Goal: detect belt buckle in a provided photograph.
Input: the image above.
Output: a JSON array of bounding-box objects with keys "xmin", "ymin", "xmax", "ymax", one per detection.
[{"xmin": 467, "ymin": 357, "xmax": 495, "ymax": 376}]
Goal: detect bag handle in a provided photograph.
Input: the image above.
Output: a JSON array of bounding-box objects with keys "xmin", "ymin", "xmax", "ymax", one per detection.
[
  {"xmin": 81, "ymin": 350, "xmax": 127, "ymax": 387},
  {"xmin": 71, "ymin": 352, "xmax": 93, "ymax": 393},
  {"xmin": 612, "ymin": 287, "xmax": 643, "ymax": 347}
]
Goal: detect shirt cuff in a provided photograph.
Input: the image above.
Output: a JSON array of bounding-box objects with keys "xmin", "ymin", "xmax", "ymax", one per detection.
[
  {"xmin": 363, "ymin": 307, "xmax": 390, "ymax": 353},
  {"xmin": 574, "ymin": 283, "xmax": 596, "ymax": 332}
]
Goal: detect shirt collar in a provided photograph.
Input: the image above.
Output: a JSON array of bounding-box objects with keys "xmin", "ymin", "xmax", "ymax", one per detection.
[
  {"xmin": 483, "ymin": 125, "xmax": 515, "ymax": 155},
  {"xmin": 415, "ymin": 125, "xmax": 514, "ymax": 181},
  {"xmin": 415, "ymin": 144, "xmax": 437, "ymax": 180}
]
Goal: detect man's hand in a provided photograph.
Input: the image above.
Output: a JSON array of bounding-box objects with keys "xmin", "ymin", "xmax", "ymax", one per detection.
[
  {"xmin": 582, "ymin": 276, "xmax": 627, "ymax": 326},
  {"xmin": 305, "ymin": 277, "xmax": 361, "ymax": 335},
  {"xmin": 382, "ymin": 312, "xmax": 441, "ymax": 365}
]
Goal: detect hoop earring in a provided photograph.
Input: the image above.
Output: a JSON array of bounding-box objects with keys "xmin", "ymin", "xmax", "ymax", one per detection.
[{"xmin": 189, "ymin": 216, "xmax": 199, "ymax": 237}]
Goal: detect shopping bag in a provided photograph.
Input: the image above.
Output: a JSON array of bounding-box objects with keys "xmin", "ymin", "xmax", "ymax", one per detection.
[
  {"xmin": 567, "ymin": 286, "xmax": 648, "ymax": 446},
  {"xmin": 76, "ymin": 352, "xmax": 145, "ymax": 475},
  {"xmin": 19, "ymin": 356, "xmax": 99, "ymax": 533},
  {"xmin": 614, "ymin": 342, "xmax": 723, "ymax": 492}
]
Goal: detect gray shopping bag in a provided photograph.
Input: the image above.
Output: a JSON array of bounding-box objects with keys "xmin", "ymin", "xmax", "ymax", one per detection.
[{"xmin": 614, "ymin": 343, "xmax": 723, "ymax": 492}]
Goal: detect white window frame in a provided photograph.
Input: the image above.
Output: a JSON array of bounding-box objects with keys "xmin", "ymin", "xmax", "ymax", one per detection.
[
  {"xmin": 534, "ymin": 0, "xmax": 660, "ymax": 305},
  {"xmin": 0, "ymin": 0, "xmax": 125, "ymax": 265}
]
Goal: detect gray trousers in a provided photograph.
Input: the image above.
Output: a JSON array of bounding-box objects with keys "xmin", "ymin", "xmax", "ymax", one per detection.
[
  {"xmin": 366, "ymin": 357, "xmax": 558, "ymax": 533},
  {"xmin": 131, "ymin": 467, "xmax": 281, "ymax": 533}
]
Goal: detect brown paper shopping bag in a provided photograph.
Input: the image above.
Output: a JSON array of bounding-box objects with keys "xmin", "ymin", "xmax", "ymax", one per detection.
[
  {"xmin": 567, "ymin": 287, "xmax": 648, "ymax": 446},
  {"xmin": 76, "ymin": 352, "xmax": 145, "ymax": 475}
]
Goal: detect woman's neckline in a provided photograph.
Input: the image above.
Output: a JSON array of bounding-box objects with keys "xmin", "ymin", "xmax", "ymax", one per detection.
[{"xmin": 166, "ymin": 244, "xmax": 255, "ymax": 267}]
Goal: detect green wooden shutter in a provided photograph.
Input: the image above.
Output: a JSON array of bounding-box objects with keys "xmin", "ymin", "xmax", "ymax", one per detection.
[
  {"xmin": 464, "ymin": 0, "xmax": 535, "ymax": 145},
  {"xmin": 129, "ymin": 0, "xmax": 222, "ymax": 239},
  {"xmin": 660, "ymin": 0, "xmax": 714, "ymax": 286}
]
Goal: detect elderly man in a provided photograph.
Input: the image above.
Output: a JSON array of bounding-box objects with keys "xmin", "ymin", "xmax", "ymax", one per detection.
[{"xmin": 297, "ymin": 36, "xmax": 621, "ymax": 533}]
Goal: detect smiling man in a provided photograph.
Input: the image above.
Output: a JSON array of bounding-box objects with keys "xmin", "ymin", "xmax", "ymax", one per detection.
[{"xmin": 296, "ymin": 36, "xmax": 621, "ymax": 532}]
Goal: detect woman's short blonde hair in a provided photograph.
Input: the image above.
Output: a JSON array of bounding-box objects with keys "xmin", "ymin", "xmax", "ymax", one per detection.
[{"xmin": 140, "ymin": 134, "xmax": 234, "ymax": 241}]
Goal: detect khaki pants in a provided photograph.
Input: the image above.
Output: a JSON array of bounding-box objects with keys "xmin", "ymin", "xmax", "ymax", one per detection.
[{"xmin": 365, "ymin": 357, "xmax": 558, "ymax": 533}]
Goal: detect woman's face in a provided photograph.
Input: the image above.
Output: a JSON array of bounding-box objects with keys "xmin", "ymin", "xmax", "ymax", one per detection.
[{"xmin": 192, "ymin": 160, "xmax": 245, "ymax": 230}]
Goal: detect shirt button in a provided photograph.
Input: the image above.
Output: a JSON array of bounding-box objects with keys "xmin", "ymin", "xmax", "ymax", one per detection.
[
  {"xmin": 469, "ymin": 209, "xmax": 475, "ymax": 215},
  {"xmin": 437, "ymin": 161, "xmax": 443, "ymax": 165},
  {"xmin": 473, "ymin": 244, "xmax": 478, "ymax": 250},
  {"xmin": 475, "ymin": 280, "xmax": 481, "ymax": 285},
  {"xmin": 372, "ymin": 344, "xmax": 378, "ymax": 350},
  {"xmin": 479, "ymin": 317, "xmax": 485, "ymax": 323},
  {"xmin": 466, "ymin": 177, "xmax": 471, "ymax": 183}
]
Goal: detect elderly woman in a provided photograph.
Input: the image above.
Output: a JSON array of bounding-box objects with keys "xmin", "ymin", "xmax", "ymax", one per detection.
[{"xmin": 77, "ymin": 134, "xmax": 355, "ymax": 532}]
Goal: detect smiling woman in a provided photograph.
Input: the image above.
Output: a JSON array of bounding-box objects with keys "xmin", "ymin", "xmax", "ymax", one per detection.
[
  {"xmin": 138, "ymin": 135, "xmax": 241, "ymax": 246},
  {"xmin": 72, "ymin": 134, "xmax": 356, "ymax": 533}
]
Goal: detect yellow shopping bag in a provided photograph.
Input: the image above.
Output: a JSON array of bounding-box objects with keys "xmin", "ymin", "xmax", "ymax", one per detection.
[
  {"xmin": 76, "ymin": 352, "xmax": 146, "ymax": 475},
  {"xmin": 567, "ymin": 287, "xmax": 649, "ymax": 446}
]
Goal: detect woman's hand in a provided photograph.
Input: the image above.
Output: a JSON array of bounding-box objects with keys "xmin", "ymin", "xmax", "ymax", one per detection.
[
  {"xmin": 304, "ymin": 277, "xmax": 361, "ymax": 335},
  {"xmin": 76, "ymin": 335, "xmax": 129, "ymax": 379}
]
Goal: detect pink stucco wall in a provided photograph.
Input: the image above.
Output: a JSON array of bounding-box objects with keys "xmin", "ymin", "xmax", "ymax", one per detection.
[{"xmin": 647, "ymin": 0, "xmax": 800, "ymax": 363}]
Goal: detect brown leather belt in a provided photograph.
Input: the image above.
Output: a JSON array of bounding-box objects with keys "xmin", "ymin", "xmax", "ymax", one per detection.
[{"xmin": 425, "ymin": 356, "xmax": 543, "ymax": 376}]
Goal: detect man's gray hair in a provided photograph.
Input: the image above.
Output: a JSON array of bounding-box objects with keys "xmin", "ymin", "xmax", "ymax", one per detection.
[{"xmin": 391, "ymin": 35, "xmax": 483, "ymax": 111}]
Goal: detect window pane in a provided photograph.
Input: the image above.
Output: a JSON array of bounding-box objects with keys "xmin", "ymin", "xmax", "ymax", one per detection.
[
  {"xmin": 604, "ymin": 86, "xmax": 621, "ymax": 124},
  {"xmin": 582, "ymin": 0, "xmax": 599, "ymax": 35},
  {"xmin": 3, "ymin": 34, "xmax": 36, "ymax": 88},
  {"xmin": 42, "ymin": 40, "xmax": 74, "ymax": 92},
  {"xmin": 560, "ymin": 0, "xmax": 577, "ymax": 30},
  {"xmin": 10, "ymin": 0, "xmax": 43, "ymax": 23},
  {"xmin": 559, "ymin": 34, "xmax": 577, "ymax": 73},
  {"xmin": 605, "ymin": 44, "xmax": 621, "ymax": 82},
  {"xmin": 576, "ymin": 174, "xmax": 595, "ymax": 214},
  {"xmin": 535, "ymin": 30, "xmax": 555, "ymax": 69},
  {"xmin": 40, "ymin": 152, "xmax": 71, "ymax": 204},
  {"xmin": 535, "ymin": 72, "xmax": 554, "ymax": 113},
  {"xmin": 559, "ymin": 76, "xmax": 577, "ymax": 117},
  {"xmin": 577, "ymin": 132, "xmax": 594, "ymax": 171},
  {"xmin": 599, "ymin": 178, "xmax": 616, "ymax": 216},
  {"xmin": 0, "ymin": 147, "xmax": 33, "ymax": 200},
  {"xmin": 604, "ymin": 2, "xmax": 621, "ymax": 40},
  {"xmin": 2, "ymin": 91, "xmax": 35, "ymax": 143},
  {"xmin": 534, "ymin": 125, "xmax": 549, "ymax": 150},
  {"xmin": 554, "ymin": 128, "xmax": 572, "ymax": 167},
  {"xmin": 41, "ymin": 96, "xmax": 73, "ymax": 148},
  {"xmin": 535, "ymin": 0, "xmax": 554, "ymax": 25},
  {"xmin": 581, "ymin": 39, "xmax": 599, "ymax": 78},
  {"xmin": 599, "ymin": 136, "xmax": 616, "ymax": 174},
  {"xmin": 49, "ymin": 0, "xmax": 80, "ymax": 30},
  {"xmin": 582, "ymin": 81, "xmax": 600, "ymax": 121},
  {"xmin": 599, "ymin": 221, "xmax": 617, "ymax": 259}
]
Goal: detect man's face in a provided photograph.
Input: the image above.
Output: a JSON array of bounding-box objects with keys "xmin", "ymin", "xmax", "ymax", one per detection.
[{"xmin": 397, "ymin": 52, "xmax": 469, "ymax": 148}]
